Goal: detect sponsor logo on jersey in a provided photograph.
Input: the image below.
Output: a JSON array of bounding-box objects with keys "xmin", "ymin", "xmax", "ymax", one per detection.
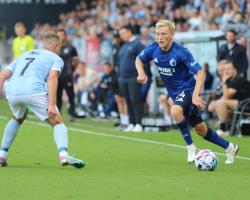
[{"xmin": 157, "ymin": 66, "xmax": 175, "ymax": 76}]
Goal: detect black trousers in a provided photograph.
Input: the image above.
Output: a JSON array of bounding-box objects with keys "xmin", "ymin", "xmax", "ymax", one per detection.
[
  {"xmin": 57, "ymin": 75, "xmax": 75, "ymax": 115},
  {"xmin": 118, "ymin": 77, "xmax": 143, "ymax": 124}
]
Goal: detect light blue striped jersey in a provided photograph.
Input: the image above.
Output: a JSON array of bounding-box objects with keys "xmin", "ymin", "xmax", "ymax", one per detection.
[{"xmin": 5, "ymin": 49, "xmax": 64, "ymax": 96}]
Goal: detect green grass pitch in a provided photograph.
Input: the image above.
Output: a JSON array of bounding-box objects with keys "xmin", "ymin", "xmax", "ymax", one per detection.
[{"xmin": 0, "ymin": 97, "xmax": 250, "ymax": 200}]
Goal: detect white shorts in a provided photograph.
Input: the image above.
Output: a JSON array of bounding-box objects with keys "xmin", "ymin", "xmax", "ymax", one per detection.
[{"xmin": 7, "ymin": 94, "xmax": 53, "ymax": 121}]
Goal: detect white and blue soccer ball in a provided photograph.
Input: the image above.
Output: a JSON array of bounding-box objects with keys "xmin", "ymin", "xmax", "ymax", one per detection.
[{"xmin": 194, "ymin": 149, "xmax": 218, "ymax": 171}]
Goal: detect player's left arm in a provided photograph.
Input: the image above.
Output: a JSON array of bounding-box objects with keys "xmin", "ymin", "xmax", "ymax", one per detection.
[
  {"xmin": 0, "ymin": 69, "xmax": 12, "ymax": 96},
  {"xmin": 47, "ymin": 70, "xmax": 59, "ymax": 119},
  {"xmin": 182, "ymin": 48, "xmax": 206, "ymax": 110},
  {"xmin": 47, "ymin": 57, "xmax": 64, "ymax": 119},
  {"xmin": 193, "ymin": 70, "xmax": 206, "ymax": 110}
]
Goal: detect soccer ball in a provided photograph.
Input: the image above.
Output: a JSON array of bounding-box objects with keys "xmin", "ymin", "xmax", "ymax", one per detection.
[{"xmin": 194, "ymin": 149, "xmax": 218, "ymax": 171}]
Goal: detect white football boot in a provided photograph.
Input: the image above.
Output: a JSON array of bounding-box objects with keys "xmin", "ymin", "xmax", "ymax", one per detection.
[
  {"xmin": 225, "ymin": 143, "xmax": 239, "ymax": 164},
  {"xmin": 187, "ymin": 143, "xmax": 197, "ymax": 163},
  {"xmin": 60, "ymin": 155, "xmax": 85, "ymax": 169}
]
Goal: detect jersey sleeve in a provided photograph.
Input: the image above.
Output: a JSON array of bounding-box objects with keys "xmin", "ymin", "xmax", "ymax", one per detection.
[
  {"xmin": 51, "ymin": 57, "xmax": 64, "ymax": 74},
  {"xmin": 7, "ymin": 60, "xmax": 17, "ymax": 72},
  {"xmin": 181, "ymin": 48, "xmax": 201, "ymax": 74},
  {"xmin": 138, "ymin": 45, "xmax": 153, "ymax": 63}
]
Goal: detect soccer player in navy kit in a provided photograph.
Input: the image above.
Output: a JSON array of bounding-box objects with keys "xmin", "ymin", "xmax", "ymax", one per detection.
[{"xmin": 135, "ymin": 20, "xmax": 239, "ymax": 164}]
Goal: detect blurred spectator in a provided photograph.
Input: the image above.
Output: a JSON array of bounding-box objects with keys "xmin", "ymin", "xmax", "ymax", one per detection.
[
  {"xmin": 12, "ymin": 22, "xmax": 35, "ymax": 59},
  {"xmin": 217, "ymin": 29, "xmax": 248, "ymax": 77},
  {"xmin": 75, "ymin": 62, "xmax": 99, "ymax": 114},
  {"xmin": 215, "ymin": 60, "xmax": 250, "ymax": 136},
  {"xmin": 118, "ymin": 25, "xmax": 145, "ymax": 132},
  {"xmin": 202, "ymin": 62, "xmax": 214, "ymax": 91},
  {"xmin": 57, "ymin": 29, "xmax": 79, "ymax": 121},
  {"xmin": 208, "ymin": 60, "xmax": 227, "ymax": 113},
  {"xmin": 222, "ymin": 11, "xmax": 248, "ymax": 37},
  {"xmin": 88, "ymin": 62, "xmax": 117, "ymax": 118},
  {"xmin": 158, "ymin": 94, "xmax": 174, "ymax": 125}
]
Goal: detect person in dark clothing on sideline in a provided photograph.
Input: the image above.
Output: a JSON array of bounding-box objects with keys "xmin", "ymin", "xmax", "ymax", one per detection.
[
  {"xmin": 215, "ymin": 60, "xmax": 250, "ymax": 136},
  {"xmin": 217, "ymin": 29, "xmax": 248, "ymax": 78},
  {"xmin": 111, "ymin": 30, "xmax": 129, "ymax": 128},
  {"xmin": 57, "ymin": 29, "xmax": 79, "ymax": 121},
  {"xmin": 202, "ymin": 63, "xmax": 214, "ymax": 91},
  {"xmin": 118, "ymin": 25, "xmax": 146, "ymax": 132}
]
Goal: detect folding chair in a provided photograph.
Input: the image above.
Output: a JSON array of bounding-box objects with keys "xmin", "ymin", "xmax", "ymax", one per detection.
[{"xmin": 229, "ymin": 98, "xmax": 250, "ymax": 136}]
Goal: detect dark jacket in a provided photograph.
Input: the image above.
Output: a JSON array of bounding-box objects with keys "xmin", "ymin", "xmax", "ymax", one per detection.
[{"xmin": 217, "ymin": 43, "xmax": 248, "ymax": 75}]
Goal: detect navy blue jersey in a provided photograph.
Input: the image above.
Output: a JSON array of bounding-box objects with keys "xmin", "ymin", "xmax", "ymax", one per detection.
[{"xmin": 138, "ymin": 42, "xmax": 202, "ymax": 99}]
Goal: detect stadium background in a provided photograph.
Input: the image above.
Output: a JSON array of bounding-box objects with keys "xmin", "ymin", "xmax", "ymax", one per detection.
[
  {"xmin": 0, "ymin": 0, "xmax": 250, "ymax": 76},
  {"xmin": 1, "ymin": 0, "xmax": 250, "ymax": 112}
]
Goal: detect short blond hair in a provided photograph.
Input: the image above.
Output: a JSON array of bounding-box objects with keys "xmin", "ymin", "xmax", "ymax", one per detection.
[
  {"xmin": 43, "ymin": 31, "xmax": 60, "ymax": 45},
  {"xmin": 155, "ymin": 20, "xmax": 175, "ymax": 35}
]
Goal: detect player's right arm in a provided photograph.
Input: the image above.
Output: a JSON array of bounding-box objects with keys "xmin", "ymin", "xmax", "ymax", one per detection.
[
  {"xmin": 136, "ymin": 46, "xmax": 153, "ymax": 84},
  {"xmin": 0, "ymin": 69, "xmax": 12, "ymax": 96},
  {"xmin": 135, "ymin": 56, "xmax": 148, "ymax": 84}
]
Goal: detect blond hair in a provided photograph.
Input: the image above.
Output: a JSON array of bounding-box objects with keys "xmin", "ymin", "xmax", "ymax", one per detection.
[
  {"xmin": 43, "ymin": 31, "xmax": 60, "ymax": 45},
  {"xmin": 155, "ymin": 20, "xmax": 175, "ymax": 35}
]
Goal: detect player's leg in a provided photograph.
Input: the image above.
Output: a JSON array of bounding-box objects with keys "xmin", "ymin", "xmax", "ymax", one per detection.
[
  {"xmin": 0, "ymin": 100, "xmax": 27, "ymax": 167},
  {"xmin": 46, "ymin": 114, "xmax": 85, "ymax": 168},
  {"xmin": 191, "ymin": 109, "xmax": 239, "ymax": 164},
  {"xmin": 29, "ymin": 94, "xmax": 85, "ymax": 168},
  {"xmin": 170, "ymin": 91, "xmax": 196, "ymax": 162}
]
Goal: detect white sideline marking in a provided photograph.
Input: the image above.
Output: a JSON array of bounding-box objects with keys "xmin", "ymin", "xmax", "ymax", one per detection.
[{"xmin": 1, "ymin": 115, "xmax": 250, "ymax": 161}]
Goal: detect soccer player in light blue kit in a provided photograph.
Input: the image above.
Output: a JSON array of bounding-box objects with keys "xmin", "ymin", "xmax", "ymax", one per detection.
[
  {"xmin": 0, "ymin": 31, "xmax": 85, "ymax": 168},
  {"xmin": 136, "ymin": 20, "xmax": 239, "ymax": 164}
]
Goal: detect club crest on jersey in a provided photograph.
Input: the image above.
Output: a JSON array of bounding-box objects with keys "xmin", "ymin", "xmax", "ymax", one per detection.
[{"xmin": 170, "ymin": 58, "xmax": 176, "ymax": 67}]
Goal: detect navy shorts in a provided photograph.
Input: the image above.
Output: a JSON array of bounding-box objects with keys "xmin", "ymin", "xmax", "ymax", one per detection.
[{"xmin": 174, "ymin": 91, "xmax": 203, "ymax": 127}]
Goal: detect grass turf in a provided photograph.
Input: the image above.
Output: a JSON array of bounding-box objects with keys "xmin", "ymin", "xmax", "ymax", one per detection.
[{"xmin": 0, "ymin": 97, "xmax": 250, "ymax": 200}]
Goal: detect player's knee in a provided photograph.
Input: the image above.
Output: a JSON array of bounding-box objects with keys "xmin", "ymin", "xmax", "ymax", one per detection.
[
  {"xmin": 170, "ymin": 105, "xmax": 183, "ymax": 120},
  {"xmin": 13, "ymin": 113, "xmax": 27, "ymax": 124},
  {"xmin": 47, "ymin": 114, "xmax": 64, "ymax": 127},
  {"xmin": 208, "ymin": 102, "xmax": 215, "ymax": 112},
  {"xmin": 215, "ymin": 99, "xmax": 226, "ymax": 108},
  {"xmin": 194, "ymin": 123, "xmax": 207, "ymax": 136}
]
